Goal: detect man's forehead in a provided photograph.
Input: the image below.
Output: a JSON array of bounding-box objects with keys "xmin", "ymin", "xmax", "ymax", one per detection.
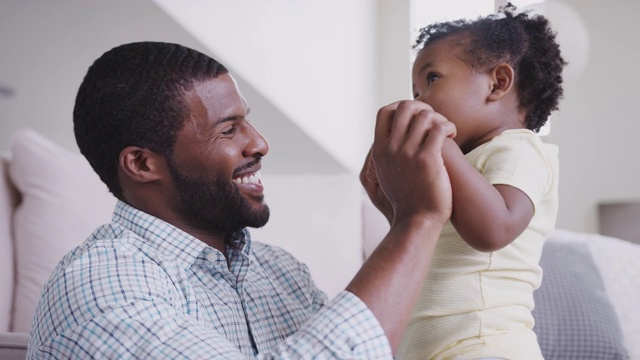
[{"xmin": 186, "ymin": 75, "xmax": 248, "ymax": 123}]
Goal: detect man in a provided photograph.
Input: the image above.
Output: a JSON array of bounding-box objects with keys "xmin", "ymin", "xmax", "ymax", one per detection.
[{"xmin": 27, "ymin": 42, "xmax": 455, "ymax": 359}]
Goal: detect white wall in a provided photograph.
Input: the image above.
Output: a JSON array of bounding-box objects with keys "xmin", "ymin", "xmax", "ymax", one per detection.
[
  {"xmin": 377, "ymin": 0, "xmax": 414, "ymax": 106},
  {"xmin": 152, "ymin": 0, "xmax": 378, "ymax": 174},
  {"xmin": 0, "ymin": 0, "xmax": 198, "ymax": 152},
  {"xmin": 0, "ymin": 0, "xmax": 347, "ymax": 175},
  {"xmin": 542, "ymin": 0, "xmax": 640, "ymax": 233}
]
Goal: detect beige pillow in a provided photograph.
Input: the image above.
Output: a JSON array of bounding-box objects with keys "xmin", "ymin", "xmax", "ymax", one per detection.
[{"xmin": 8, "ymin": 128, "xmax": 116, "ymax": 333}]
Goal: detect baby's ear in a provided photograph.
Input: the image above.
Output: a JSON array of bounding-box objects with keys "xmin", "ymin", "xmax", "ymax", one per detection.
[{"xmin": 487, "ymin": 63, "xmax": 515, "ymax": 102}]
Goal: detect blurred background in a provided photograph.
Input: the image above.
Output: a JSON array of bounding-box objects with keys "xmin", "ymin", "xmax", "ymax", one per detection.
[{"xmin": 1, "ymin": 0, "xmax": 639, "ymax": 264}]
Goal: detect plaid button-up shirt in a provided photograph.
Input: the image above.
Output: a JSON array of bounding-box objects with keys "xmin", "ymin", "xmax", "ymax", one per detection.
[{"xmin": 27, "ymin": 201, "xmax": 390, "ymax": 359}]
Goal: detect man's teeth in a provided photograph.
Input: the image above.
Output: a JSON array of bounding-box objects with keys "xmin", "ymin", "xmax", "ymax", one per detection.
[{"xmin": 233, "ymin": 171, "xmax": 261, "ymax": 185}]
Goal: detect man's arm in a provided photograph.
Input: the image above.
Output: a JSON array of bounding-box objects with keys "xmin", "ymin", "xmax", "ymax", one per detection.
[
  {"xmin": 351, "ymin": 100, "xmax": 455, "ymax": 352},
  {"xmin": 441, "ymin": 138, "xmax": 534, "ymax": 251}
]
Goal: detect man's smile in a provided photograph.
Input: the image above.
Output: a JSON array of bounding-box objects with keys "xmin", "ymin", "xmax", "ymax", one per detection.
[
  {"xmin": 233, "ymin": 171, "xmax": 265, "ymax": 198},
  {"xmin": 233, "ymin": 171, "xmax": 262, "ymax": 185}
]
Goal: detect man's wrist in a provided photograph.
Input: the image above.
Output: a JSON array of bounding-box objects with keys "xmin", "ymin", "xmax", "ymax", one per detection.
[{"xmin": 391, "ymin": 213, "xmax": 446, "ymax": 238}]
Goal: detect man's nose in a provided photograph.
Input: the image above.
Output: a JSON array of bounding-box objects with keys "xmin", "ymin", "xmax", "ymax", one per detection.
[{"xmin": 243, "ymin": 123, "xmax": 269, "ymax": 158}]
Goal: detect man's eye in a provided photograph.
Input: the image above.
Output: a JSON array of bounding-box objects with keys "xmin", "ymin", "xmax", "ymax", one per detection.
[
  {"xmin": 222, "ymin": 125, "xmax": 237, "ymax": 135},
  {"xmin": 427, "ymin": 72, "xmax": 439, "ymax": 85}
]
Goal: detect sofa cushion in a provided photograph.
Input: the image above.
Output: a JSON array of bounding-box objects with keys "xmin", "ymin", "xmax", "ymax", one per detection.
[
  {"xmin": 7, "ymin": 128, "xmax": 117, "ymax": 332},
  {"xmin": 550, "ymin": 229, "xmax": 640, "ymax": 359},
  {"xmin": 533, "ymin": 238, "xmax": 628, "ymax": 359}
]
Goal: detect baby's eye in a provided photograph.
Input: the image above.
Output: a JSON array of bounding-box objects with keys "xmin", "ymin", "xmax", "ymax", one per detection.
[{"xmin": 427, "ymin": 72, "xmax": 439, "ymax": 85}]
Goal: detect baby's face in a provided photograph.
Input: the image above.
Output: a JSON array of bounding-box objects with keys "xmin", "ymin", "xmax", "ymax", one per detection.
[{"xmin": 411, "ymin": 36, "xmax": 494, "ymax": 152}]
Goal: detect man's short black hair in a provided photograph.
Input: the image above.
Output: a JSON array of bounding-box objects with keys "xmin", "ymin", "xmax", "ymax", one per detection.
[
  {"xmin": 414, "ymin": 3, "xmax": 567, "ymax": 132},
  {"xmin": 74, "ymin": 42, "xmax": 228, "ymax": 199}
]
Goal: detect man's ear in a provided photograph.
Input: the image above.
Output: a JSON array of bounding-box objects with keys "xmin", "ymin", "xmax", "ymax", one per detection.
[
  {"xmin": 119, "ymin": 146, "xmax": 165, "ymax": 183},
  {"xmin": 487, "ymin": 63, "xmax": 515, "ymax": 102}
]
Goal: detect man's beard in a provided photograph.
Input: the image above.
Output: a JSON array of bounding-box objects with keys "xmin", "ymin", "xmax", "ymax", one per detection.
[{"xmin": 166, "ymin": 159, "xmax": 270, "ymax": 233}]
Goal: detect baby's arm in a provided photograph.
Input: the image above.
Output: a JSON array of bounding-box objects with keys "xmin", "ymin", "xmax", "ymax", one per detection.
[{"xmin": 441, "ymin": 138, "xmax": 534, "ymax": 251}]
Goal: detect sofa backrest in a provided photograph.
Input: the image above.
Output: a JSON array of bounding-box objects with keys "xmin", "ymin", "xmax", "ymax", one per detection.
[{"xmin": 0, "ymin": 153, "xmax": 18, "ymax": 332}]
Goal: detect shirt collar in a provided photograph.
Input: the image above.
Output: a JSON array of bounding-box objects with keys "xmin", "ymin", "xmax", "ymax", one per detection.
[
  {"xmin": 227, "ymin": 229, "xmax": 252, "ymax": 256},
  {"xmin": 111, "ymin": 200, "xmax": 252, "ymax": 267}
]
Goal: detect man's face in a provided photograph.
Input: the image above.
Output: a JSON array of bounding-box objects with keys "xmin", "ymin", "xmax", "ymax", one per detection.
[{"xmin": 168, "ymin": 74, "xmax": 270, "ymax": 233}]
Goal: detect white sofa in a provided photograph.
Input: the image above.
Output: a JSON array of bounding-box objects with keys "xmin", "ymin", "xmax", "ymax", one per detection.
[{"xmin": 2, "ymin": 128, "xmax": 639, "ymax": 359}]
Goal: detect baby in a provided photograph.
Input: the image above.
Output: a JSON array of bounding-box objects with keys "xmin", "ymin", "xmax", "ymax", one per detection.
[{"xmin": 397, "ymin": 4, "xmax": 565, "ymax": 359}]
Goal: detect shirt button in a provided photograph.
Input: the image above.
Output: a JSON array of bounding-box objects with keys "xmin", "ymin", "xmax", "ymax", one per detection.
[{"xmin": 207, "ymin": 252, "xmax": 217, "ymax": 262}]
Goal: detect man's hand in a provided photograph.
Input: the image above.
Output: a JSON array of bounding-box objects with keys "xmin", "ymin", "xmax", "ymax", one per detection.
[
  {"xmin": 369, "ymin": 100, "xmax": 455, "ymax": 226},
  {"xmin": 350, "ymin": 100, "xmax": 456, "ymax": 353},
  {"xmin": 360, "ymin": 146, "xmax": 394, "ymax": 224}
]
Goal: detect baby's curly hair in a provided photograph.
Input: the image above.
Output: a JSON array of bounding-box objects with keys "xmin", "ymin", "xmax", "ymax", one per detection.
[{"xmin": 414, "ymin": 3, "xmax": 567, "ymax": 132}]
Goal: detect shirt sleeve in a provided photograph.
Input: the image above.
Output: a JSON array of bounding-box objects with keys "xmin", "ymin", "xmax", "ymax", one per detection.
[
  {"xmin": 265, "ymin": 291, "xmax": 392, "ymax": 359},
  {"xmin": 28, "ymin": 244, "xmax": 391, "ymax": 359},
  {"xmin": 472, "ymin": 133, "xmax": 555, "ymax": 210}
]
